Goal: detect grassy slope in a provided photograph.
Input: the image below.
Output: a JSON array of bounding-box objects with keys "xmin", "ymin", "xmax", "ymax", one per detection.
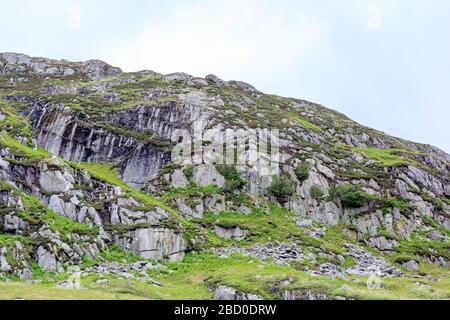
[
  {"xmin": 2, "ymin": 252, "xmax": 449, "ymax": 300},
  {"xmin": 1, "ymin": 74, "xmax": 450, "ymax": 300},
  {"xmin": 0, "ymin": 282, "xmax": 146, "ymax": 300}
]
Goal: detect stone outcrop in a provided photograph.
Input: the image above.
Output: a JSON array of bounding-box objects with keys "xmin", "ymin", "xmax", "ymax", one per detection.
[
  {"xmin": 214, "ymin": 286, "xmax": 262, "ymax": 300},
  {"xmin": 1, "ymin": 52, "xmax": 449, "ymax": 295},
  {"xmin": 115, "ymin": 228, "xmax": 186, "ymax": 262}
]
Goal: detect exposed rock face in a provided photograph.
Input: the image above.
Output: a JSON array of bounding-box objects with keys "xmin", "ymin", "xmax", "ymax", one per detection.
[
  {"xmin": 27, "ymin": 103, "xmax": 170, "ymax": 189},
  {"xmin": 0, "ymin": 52, "xmax": 121, "ymax": 80},
  {"xmin": 214, "ymin": 286, "xmax": 262, "ymax": 300},
  {"xmin": 344, "ymin": 244, "xmax": 403, "ymax": 277},
  {"xmin": 282, "ymin": 290, "xmax": 329, "ymax": 301},
  {"xmin": 403, "ymin": 260, "xmax": 420, "ymax": 272},
  {"xmin": 0, "ymin": 141, "xmax": 184, "ymax": 273},
  {"xmin": 0, "ymin": 52, "xmax": 449, "ymax": 296},
  {"xmin": 216, "ymin": 243, "xmax": 307, "ymax": 266},
  {"xmin": 214, "ymin": 226, "xmax": 248, "ymax": 240},
  {"xmin": 115, "ymin": 228, "xmax": 186, "ymax": 262}
]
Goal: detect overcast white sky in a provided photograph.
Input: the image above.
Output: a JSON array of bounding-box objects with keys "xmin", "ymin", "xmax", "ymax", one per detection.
[{"xmin": 1, "ymin": 0, "xmax": 449, "ymax": 152}]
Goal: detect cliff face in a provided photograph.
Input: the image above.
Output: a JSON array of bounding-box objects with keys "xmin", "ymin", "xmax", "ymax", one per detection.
[{"xmin": 0, "ymin": 52, "xmax": 449, "ymax": 300}]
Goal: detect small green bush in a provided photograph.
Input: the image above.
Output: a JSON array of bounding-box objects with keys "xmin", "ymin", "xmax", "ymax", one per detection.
[
  {"xmin": 331, "ymin": 184, "xmax": 375, "ymax": 208},
  {"xmin": 183, "ymin": 165, "xmax": 194, "ymax": 180},
  {"xmin": 310, "ymin": 185, "xmax": 324, "ymax": 201},
  {"xmin": 295, "ymin": 162, "xmax": 310, "ymax": 182},
  {"xmin": 216, "ymin": 165, "xmax": 246, "ymax": 192},
  {"xmin": 269, "ymin": 175, "xmax": 296, "ymax": 203},
  {"xmin": 380, "ymin": 197, "xmax": 410, "ymax": 213}
]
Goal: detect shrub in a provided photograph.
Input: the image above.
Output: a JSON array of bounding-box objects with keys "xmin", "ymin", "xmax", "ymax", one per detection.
[
  {"xmin": 269, "ymin": 175, "xmax": 296, "ymax": 203},
  {"xmin": 216, "ymin": 165, "xmax": 247, "ymax": 192},
  {"xmin": 310, "ymin": 185, "xmax": 324, "ymax": 201},
  {"xmin": 183, "ymin": 165, "xmax": 194, "ymax": 180},
  {"xmin": 380, "ymin": 197, "xmax": 410, "ymax": 213},
  {"xmin": 295, "ymin": 162, "xmax": 310, "ymax": 182},
  {"xmin": 331, "ymin": 184, "xmax": 375, "ymax": 208}
]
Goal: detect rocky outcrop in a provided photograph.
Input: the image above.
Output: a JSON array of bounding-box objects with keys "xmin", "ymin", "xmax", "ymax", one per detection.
[
  {"xmin": 214, "ymin": 226, "xmax": 248, "ymax": 240},
  {"xmin": 114, "ymin": 228, "xmax": 186, "ymax": 262},
  {"xmin": 282, "ymin": 290, "xmax": 329, "ymax": 300},
  {"xmin": 27, "ymin": 103, "xmax": 169, "ymax": 189},
  {"xmin": 0, "ymin": 141, "xmax": 185, "ymax": 275},
  {"xmin": 1, "ymin": 52, "xmax": 449, "ymax": 294},
  {"xmin": 214, "ymin": 286, "xmax": 262, "ymax": 300},
  {"xmin": 0, "ymin": 52, "xmax": 121, "ymax": 80}
]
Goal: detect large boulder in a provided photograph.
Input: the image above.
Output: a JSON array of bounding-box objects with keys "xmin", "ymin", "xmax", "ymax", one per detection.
[
  {"xmin": 82, "ymin": 59, "xmax": 122, "ymax": 80},
  {"xmin": 115, "ymin": 228, "xmax": 186, "ymax": 262},
  {"xmin": 39, "ymin": 170, "xmax": 73, "ymax": 194},
  {"xmin": 214, "ymin": 286, "xmax": 262, "ymax": 300}
]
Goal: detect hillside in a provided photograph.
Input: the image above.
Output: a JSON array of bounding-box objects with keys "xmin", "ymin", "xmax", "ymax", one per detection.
[{"xmin": 0, "ymin": 52, "xmax": 449, "ymax": 300}]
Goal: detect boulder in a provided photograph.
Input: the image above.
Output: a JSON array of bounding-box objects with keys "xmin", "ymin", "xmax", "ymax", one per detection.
[
  {"xmin": 116, "ymin": 228, "xmax": 186, "ymax": 262},
  {"xmin": 0, "ymin": 254, "xmax": 12, "ymax": 272},
  {"xmin": 193, "ymin": 165, "xmax": 225, "ymax": 188},
  {"xmin": 82, "ymin": 59, "xmax": 122, "ymax": 80},
  {"xmin": 37, "ymin": 246, "xmax": 62, "ymax": 273},
  {"xmin": 171, "ymin": 169, "xmax": 189, "ymax": 188},
  {"xmin": 39, "ymin": 170, "xmax": 73, "ymax": 194},
  {"xmin": 214, "ymin": 286, "xmax": 262, "ymax": 300},
  {"xmin": 206, "ymin": 74, "xmax": 225, "ymax": 85},
  {"xmin": 214, "ymin": 226, "xmax": 248, "ymax": 240},
  {"xmin": 403, "ymin": 260, "xmax": 420, "ymax": 272},
  {"xmin": 282, "ymin": 290, "xmax": 328, "ymax": 300},
  {"xmin": 163, "ymin": 72, "xmax": 192, "ymax": 81}
]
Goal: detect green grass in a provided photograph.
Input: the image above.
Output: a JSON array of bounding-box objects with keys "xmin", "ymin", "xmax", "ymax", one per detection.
[
  {"xmin": 0, "ymin": 234, "xmax": 32, "ymax": 247},
  {"xmin": 348, "ymin": 146, "xmax": 420, "ymax": 167},
  {"xmin": 163, "ymin": 183, "xmax": 221, "ymax": 201},
  {"xmin": 394, "ymin": 234, "xmax": 450, "ymax": 261},
  {"xmin": 6, "ymin": 251, "xmax": 448, "ymax": 300},
  {"xmin": 196, "ymin": 205, "xmax": 350, "ymax": 255},
  {"xmin": 288, "ymin": 111, "xmax": 322, "ymax": 133},
  {"xmin": 0, "ymin": 133, "xmax": 50, "ymax": 162},
  {"xmin": 0, "ymin": 102, "xmax": 34, "ymax": 140},
  {"xmin": 0, "ymin": 281, "xmax": 146, "ymax": 300}
]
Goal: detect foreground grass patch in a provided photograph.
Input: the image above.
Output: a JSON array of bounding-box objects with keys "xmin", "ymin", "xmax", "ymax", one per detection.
[
  {"xmin": 0, "ymin": 282, "xmax": 146, "ymax": 300},
  {"xmin": 347, "ymin": 146, "xmax": 419, "ymax": 167},
  {"xmin": 73, "ymin": 253, "xmax": 450, "ymax": 300}
]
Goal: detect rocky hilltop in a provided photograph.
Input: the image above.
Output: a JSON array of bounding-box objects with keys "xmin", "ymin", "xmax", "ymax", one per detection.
[{"xmin": 0, "ymin": 52, "xmax": 449, "ymax": 300}]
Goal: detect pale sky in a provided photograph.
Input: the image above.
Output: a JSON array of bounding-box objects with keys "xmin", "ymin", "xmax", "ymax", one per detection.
[{"xmin": 1, "ymin": 0, "xmax": 449, "ymax": 153}]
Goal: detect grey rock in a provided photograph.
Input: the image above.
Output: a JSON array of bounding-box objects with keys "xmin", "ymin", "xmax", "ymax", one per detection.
[
  {"xmin": 37, "ymin": 246, "xmax": 58, "ymax": 273},
  {"xmin": 229, "ymin": 80, "xmax": 257, "ymax": 92},
  {"xmin": 214, "ymin": 226, "xmax": 248, "ymax": 240},
  {"xmin": 0, "ymin": 255, "xmax": 11, "ymax": 272},
  {"xmin": 116, "ymin": 228, "xmax": 186, "ymax": 262},
  {"xmin": 296, "ymin": 219, "xmax": 313, "ymax": 228},
  {"xmin": 193, "ymin": 165, "xmax": 225, "ymax": 187},
  {"xmin": 216, "ymin": 243, "xmax": 306, "ymax": 266},
  {"xmin": 163, "ymin": 72, "xmax": 192, "ymax": 81},
  {"xmin": 214, "ymin": 286, "xmax": 262, "ymax": 300},
  {"xmin": 366, "ymin": 237, "xmax": 399, "ymax": 251},
  {"xmin": 428, "ymin": 231, "xmax": 446, "ymax": 242},
  {"xmin": 1, "ymin": 52, "xmax": 32, "ymax": 65},
  {"xmin": 403, "ymin": 260, "xmax": 420, "ymax": 272},
  {"xmin": 344, "ymin": 244, "xmax": 403, "ymax": 278},
  {"xmin": 282, "ymin": 290, "xmax": 328, "ymax": 300},
  {"xmin": 82, "ymin": 59, "xmax": 122, "ymax": 80},
  {"xmin": 171, "ymin": 169, "xmax": 189, "ymax": 188},
  {"xmin": 206, "ymin": 74, "xmax": 225, "ymax": 85},
  {"xmin": 39, "ymin": 170, "xmax": 73, "ymax": 193}
]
